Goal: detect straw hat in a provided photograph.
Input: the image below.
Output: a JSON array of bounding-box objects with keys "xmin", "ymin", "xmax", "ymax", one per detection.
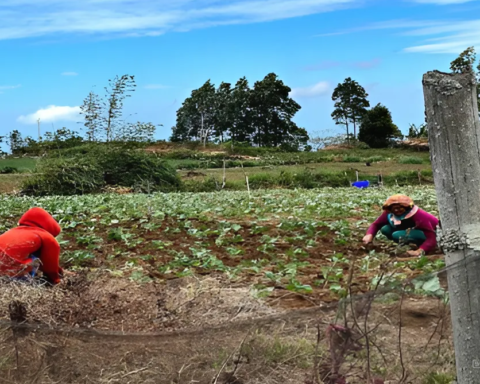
[{"xmin": 382, "ymin": 194, "xmax": 414, "ymax": 210}]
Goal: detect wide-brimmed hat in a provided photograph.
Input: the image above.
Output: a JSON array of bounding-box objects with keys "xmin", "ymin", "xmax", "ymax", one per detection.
[{"xmin": 382, "ymin": 194, "xmax": 414, "ymax": 210}]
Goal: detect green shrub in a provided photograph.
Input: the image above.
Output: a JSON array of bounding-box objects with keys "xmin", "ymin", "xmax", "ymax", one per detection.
[
  {"xmin": 422, "ymin": 372, "xmax": 455, "ymax": 384},
  {"xmin": 247, "ymin": 173, "xmax": 276, "ymax": 189},
  {"xmin": 293, "ymin": 170, "xmax": 317, "ymax": 189},
  {"xmin": 0, "ymin": 166, "xmax": 18, "ymax": 174},
  {"xmin": 398, "ymin": 156, "xmax": 424, "ymax": 164},
  {"xmin": 366, "ymin": 156, "xmax": 386, "ymax": 163},
  {"xmin": 101, "ymin": 150, "xmax": 181, "ymax": 192},
  {"xmin": 310, "ymin": 172, "xmax": 351, "ymax": 187},
  {"xmin": 22, "ymin": 157, "xmax": 105, "ymax": 196},
  {"xmin": 47, "ymin": 141, "xmax": 148, "ymax": 159},
  {"xmin": 384, "ymin": 170, "xmax": 433, "ymax": 186},
  {"xmin": 342, "ymin": 155, "xmax": 362, "ymax": 163},
  {"xmin": 183, "ymin": 167, "xmax": 433, "ymax": 192},
  {"xmin": 21, "ymin": 148, "xmax": 181, "ymax": 196},
  {"xmin": 182, "ymin": 176, "xmax": 221, "ymax": 192}
]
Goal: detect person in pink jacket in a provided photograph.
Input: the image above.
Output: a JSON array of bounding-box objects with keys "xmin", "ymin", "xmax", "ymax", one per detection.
[{"xmin": 362, "ymin": 194, "xmax": 440, "ymax": 256}]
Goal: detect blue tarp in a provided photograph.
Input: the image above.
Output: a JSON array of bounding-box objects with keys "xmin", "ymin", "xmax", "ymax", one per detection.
[{"xmin": 352, "ymin": 180, "xmax": 370, "ymax": 189}]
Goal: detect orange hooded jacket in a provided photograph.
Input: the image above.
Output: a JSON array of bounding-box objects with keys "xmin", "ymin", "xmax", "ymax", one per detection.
[{"xmin": 0, "ymin": 207, "xmax": 62, "ymax": 284}]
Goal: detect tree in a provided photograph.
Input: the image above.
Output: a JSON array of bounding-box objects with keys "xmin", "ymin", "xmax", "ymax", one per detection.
[
  {"xmin": 103, "ymin": 75, "xmax": 136, "ymax": 142},
  {"xmin": 79, "ymin": 75, "xmax": 159, "ymax": 143},
  {"xmin": 0, "ymin": 136, "xmax": 6, "ymax": 157},
  {"xmin": 450, "ymin": 46, "xmax": 476, "ymax": 73},
  {"xmin": 307, "ymin": 129, "xmax": 349, "ymax": 151},
  {"xmin": 213, "ymin": 82, "xmax": 233, "ymax": 143},
  {"xmin": 171, "ymin": 73, "xmax": 305, "ymax": 148},
  {"xmin": 331, "ymin": 77, "xmax": 370, "ymax": 140},
  {"xmin": 171, "ymin": 98, "xmax": 200, "ymax": 142},
  {"xmin": 7, "ymin": 130, "xmax": 25, "ymax": 154},
  {"xmin": 407, "ymin": 123, "xmax": 428, "ymax": 139},
  {"xmin": 79, "ymin": 91, "xmax": 103, "ymax": 141},
  {"xmin": 450, "ymin": 46, "xmax": 480, "ymax": 115},
  {"xmin": 230, "ymin": 77, "xmax": 253, "ymax": 145},
  {"xmin": 249, "ymin": 73, "xmax": 305, "ymax": 147},
  {"xmin": 171, "ymin": 80, "xmax": 216, "ymax": 146},
  {"xmin": 358, "ymin": 103, "xmax": 402, "ymax": 148},
  {"xmin": 192, "ymin": 80, "xmax": 216, "ymax": 146},
  {"xmin": 115, "ymin": 121, "xmax": 158, "ymax": 142}
]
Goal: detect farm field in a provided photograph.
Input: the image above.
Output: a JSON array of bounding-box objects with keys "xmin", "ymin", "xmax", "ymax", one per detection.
[
  {"xmin": 0, "ymin": 153, "xmax": 433, "ymax": 194},
  {"xmin": 0, "ymin": 185, "xmax": 454, "ymax": 383},
  {"xmin": 0, "ymin": 157, "xmax": 37, "ymax": 171},
  {"xmin": 180, "ymin": 161, "xmax": 432, "ymax": 183}
]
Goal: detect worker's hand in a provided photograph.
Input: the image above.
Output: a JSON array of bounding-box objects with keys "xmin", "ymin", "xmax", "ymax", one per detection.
[
  {"xmin": 406, "ymin": 249, "xmax": 424, "ymax": 257},
  {"xmin": 62, "ymin": 270, "xmax": 76, "ymax": 277},
  {"xmin": 362, "ymin": 234, "xmax": 373, "ymax": 244}
]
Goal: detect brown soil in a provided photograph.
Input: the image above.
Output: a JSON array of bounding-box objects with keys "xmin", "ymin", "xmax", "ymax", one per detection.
[
  {"xmin": 0, "ymin": 276, "xmax": 453, "ymax": 383},
  {"xmin": 55, "ymin": 216, "xmax": 444, "ymax": 307}
]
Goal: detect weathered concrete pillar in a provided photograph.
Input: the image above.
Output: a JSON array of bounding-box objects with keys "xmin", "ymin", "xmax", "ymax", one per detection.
[{"xmin": 423, "ymin": 69, "xmax": 480, "ymax": 383}]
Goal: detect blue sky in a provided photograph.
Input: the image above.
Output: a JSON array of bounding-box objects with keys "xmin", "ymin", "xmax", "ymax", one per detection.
[{"xmin": 1, "ymin": 0, "xmax": 480, "ymax": 147}]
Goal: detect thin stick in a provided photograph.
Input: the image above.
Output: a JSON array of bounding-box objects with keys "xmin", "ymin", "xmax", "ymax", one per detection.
[
  {"xmin": 222, "ymin": 158, "xmax": 226, "ymax": 189},
  {"xmin": 363, "ymin": 271, "xmax": 385, "ymax": 383},
  {"xmin": 398, "ymin": 285, "xmax": 407, "ymax": 383},
  {"xmin": 120, "ymin": 366, "xmax": 150, "ymax": 379},
  {"xmin": 313, "ymin": 323, "xmax": 322, "ymax": 384},
  {"xmin": 240, "ymin": 162, "xmax": 251, "ymax": 199}
]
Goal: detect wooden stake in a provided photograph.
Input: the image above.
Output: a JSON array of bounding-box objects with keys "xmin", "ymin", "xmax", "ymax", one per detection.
[{"xmin": 222, "ymin": 158, "xmax": 226, "ymax": 189}]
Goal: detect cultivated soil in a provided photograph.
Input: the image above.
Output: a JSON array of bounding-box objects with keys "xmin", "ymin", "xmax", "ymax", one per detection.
[{"xmin": 0, "ymin": 217, "xmax": 453, "ymax": 383}]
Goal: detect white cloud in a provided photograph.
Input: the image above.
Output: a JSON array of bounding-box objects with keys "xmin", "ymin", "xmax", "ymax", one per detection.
[
  {"xmin": 402, "ymin": 19, "xmax": 480, "ymax": 53},
  {"xmin": 315, "ymin": 19, "xmax": 444, "ymax": 37},
  {"xmin": 61, "ymin": 71, "xmax": 78, "ymax": 76},
  {"xmin": 0, "ymin": 0, "xmax": 357, "ymax": 40},
  {"xmin": 319, "ymin": 17, "xmax": 480, "ymax": 55},
  {"xmin": 290, "ymin": 81, "xmax": 330, "ymax": 98},
  {"xmin": 144, "ymin": 84, "xmax": 169, "ymax": 89},
  {"xmin": 17, "ymin": 105, "xmax": 81, "ymax": 124}
]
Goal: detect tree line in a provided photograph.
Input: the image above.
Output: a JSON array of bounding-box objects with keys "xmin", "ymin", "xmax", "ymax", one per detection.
[
  {"xmin": 3, "ymin": 46, "xmax": 479, "ymax": 156},
  {"xmin": 171, "ymin": 46, "xmax": 480, "ymax": 151},
  {"xmin": 170, "ymin": 72, "xmax": 403, "ymax": 150},
  {"xmin": 170, "ymin": 73, "xmax": 309, "ymax": 150}
]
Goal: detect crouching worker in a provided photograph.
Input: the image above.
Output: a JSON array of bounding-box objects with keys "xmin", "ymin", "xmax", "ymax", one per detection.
[
  {"xmin": 362, "ymin": 194, "xmax": 439, "ymax": 257},
  {"xmin": 0, "ymin": 207, "xmax": 64, "ymax": 284}
]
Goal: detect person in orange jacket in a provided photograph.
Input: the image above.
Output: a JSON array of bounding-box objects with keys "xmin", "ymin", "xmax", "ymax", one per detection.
[{"xmin": 0, "ymin": 207, "xmax": 64, "ymax": 284}]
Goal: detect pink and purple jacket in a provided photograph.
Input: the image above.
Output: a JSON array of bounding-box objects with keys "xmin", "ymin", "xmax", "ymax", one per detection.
[{"xmin": 366, "ymin": 207, "xmax": 440, "ymax": 253}]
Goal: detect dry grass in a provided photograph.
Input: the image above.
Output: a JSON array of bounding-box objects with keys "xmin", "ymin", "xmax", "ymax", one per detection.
[
  {"xmin": 0, "ymin": 272, "xmax": 456, "ymax": 384},
  {"xmin": 0, "ymin": 174, "xmax": 30, "ymax": 194}
]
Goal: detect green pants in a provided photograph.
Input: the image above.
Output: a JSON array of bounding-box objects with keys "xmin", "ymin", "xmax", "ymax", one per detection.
[{"xmin": 380, "ymin": 225, "xmax": 426, "ymax": 246}]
